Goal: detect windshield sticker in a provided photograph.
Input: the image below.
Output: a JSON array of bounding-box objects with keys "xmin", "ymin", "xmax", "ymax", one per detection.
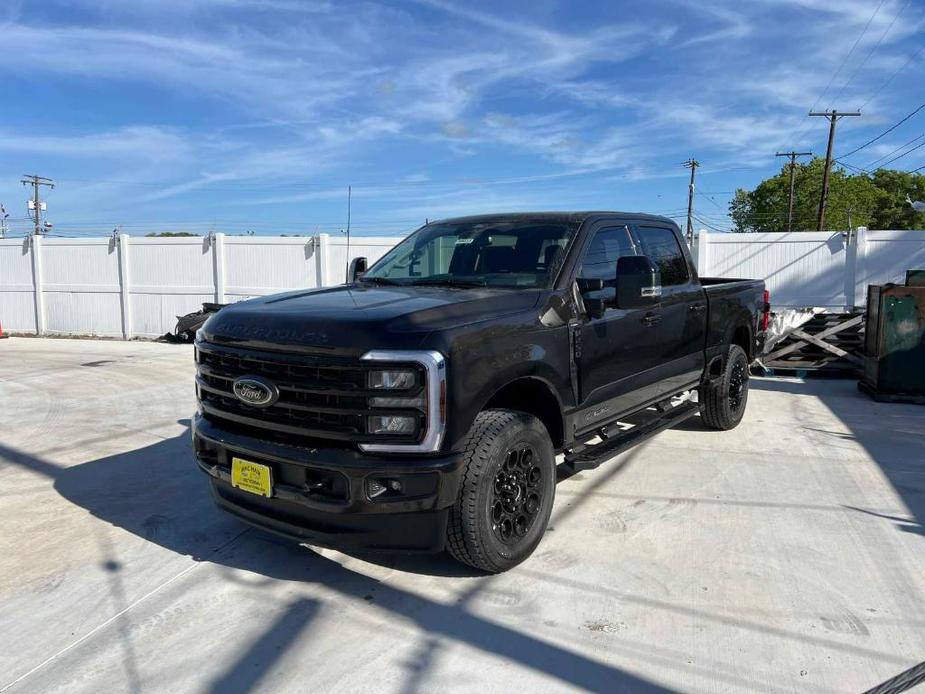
[{"xmin": 455, "ymin": 238, "xmax": 475, "ymax": 245}]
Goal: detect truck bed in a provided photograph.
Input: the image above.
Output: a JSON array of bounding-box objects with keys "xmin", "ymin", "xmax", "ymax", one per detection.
[{"xmin": 700, "ymin": 277, "xmax": 766, "ymax": 363}]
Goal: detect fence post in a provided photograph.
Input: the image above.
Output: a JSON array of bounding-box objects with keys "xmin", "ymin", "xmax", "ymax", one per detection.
[
  {"xmin": 117, "ymin": 234, "xmax": 132, "ymax": 339},
  {"xmin": 695, "ymin": 231, "xmax": 710, "ymax": 274},
  {"xmin": 30, "ymin": 235, "xmax": 45, "ymax": 336},
  {"xmin": 212, "ymin": 232, "xmax": 226, "ymax": 303},
  {"xmin": 852, "ymin": 226, "xmax": 868, "ymax": 310},
  {"xmin": 316, "ymin": 233, "xmax": 330, "ymax": 287}
]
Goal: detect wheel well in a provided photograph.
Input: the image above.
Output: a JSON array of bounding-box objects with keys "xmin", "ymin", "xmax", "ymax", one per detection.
[
  {"xmin": 484, "ymin": 378, "xmax": 564, "ymax": 448},
  {"xmin": 732, "ymin": 323, "xmax": 753, "ymax": 360}
]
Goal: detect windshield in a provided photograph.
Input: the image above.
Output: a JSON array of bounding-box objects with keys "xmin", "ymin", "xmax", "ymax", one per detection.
[{"xmin": 362, "ymin": 220, "xmax": 574, "ymax": 289}]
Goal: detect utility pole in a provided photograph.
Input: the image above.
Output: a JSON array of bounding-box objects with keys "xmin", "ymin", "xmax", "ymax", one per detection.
[
  {"xmin": 682, "ymin": 159, "xmax": 699, "ymax": 244},
  {"xmin": 20, "ymin": 175, "xmax": 54, "ymax": 236},
  {"xmin": 775, "ymin": 151, "xmax": 812, "ymax": 232},
  {"xmin": 808, "ymin": 110, "xmax": 860, "ymax": 231}
]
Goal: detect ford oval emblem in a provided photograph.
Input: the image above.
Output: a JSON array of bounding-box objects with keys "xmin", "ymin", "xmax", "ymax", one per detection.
[{"xmin": 232, "ymin": 376, "xmax": 279, "ymax": 408}]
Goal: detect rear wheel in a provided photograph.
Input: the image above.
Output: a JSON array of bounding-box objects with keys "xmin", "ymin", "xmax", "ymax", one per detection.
[
  {"xmin": 700, "ymin": 344, "xmax": 750, "ymax": 430},
  {"xmin": 446, "ymin": 409, "xmax": 555, "ymax": 573}
]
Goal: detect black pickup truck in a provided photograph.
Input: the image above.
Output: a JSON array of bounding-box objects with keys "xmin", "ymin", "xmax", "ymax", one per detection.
[{"xmin": 193, "ymin": 212, "xmax": 767, "ymax": 572}]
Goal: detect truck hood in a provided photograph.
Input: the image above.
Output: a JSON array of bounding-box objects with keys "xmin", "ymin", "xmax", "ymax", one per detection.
[{"xmin": 200, "ymin": 284, "xmax": 542, "ymax": 354}]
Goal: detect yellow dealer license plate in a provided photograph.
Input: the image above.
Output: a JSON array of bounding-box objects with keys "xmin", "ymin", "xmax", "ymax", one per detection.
[{"xmin": 231, "ymin": 457, "xmax": 273, "ymax": 498}]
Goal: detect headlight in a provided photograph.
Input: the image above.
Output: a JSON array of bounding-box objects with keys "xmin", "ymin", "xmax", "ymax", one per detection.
[
  {"xmin": 360, "ymin": 350, "xmax": 446, "ymax": 453},
  {"xmin": 368, "ymin": 415, "xmax": 417, "ymax": 435},
  {"xmin": 368, "ymin": 369, "xmax": 416, "ymax": 390}
]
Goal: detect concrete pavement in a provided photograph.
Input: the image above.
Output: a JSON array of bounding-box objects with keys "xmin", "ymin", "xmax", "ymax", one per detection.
[{"xmin": 0, "ymin": 337, "xmax": 923, "ymax": 693}]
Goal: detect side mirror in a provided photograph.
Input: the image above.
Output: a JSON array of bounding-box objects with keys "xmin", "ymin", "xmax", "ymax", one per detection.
[
  {"xmin": 576, "ymin": 277, "xmax": 603, "ymax": 294},
  {"xmin": 348, "ymin": 256, "xmax": 368, "ymax": 283},
  {"xmin": 615, "ymin": 256, "xmax": 661, "ymax": 309},
  {"xmin": 576, "ymin": 277, "xmax": 606, "ymax": 319}
]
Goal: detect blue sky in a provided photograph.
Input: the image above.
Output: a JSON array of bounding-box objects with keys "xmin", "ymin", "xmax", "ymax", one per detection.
[{"xmin": 0, "ymin": 0, "xmax": 922, "ymax": 237}]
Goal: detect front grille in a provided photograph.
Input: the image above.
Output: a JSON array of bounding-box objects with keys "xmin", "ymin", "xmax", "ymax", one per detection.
[{"xmin": 196, "ymin": 342, "xmax": 425, "ymax": 445}]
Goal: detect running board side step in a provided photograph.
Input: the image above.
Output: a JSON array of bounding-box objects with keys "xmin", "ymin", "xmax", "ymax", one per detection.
[{"xmin": 562, "ymin": 402, "xmax": 699, "ymax": 472}]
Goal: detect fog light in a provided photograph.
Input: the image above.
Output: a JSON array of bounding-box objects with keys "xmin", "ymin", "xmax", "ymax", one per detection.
[
  {"xmin": 368, "ymin": 477, "xmax": 403, "ymax": 499},
  {"xmin": 368, "ymin": 415, "xmax": 416, "ymax": 435}
]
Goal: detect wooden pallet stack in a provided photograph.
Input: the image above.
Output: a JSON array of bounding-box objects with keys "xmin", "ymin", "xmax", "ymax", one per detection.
[{"xmin": 761, "ymin": 312, "xmax": 865, "ymax": 374}]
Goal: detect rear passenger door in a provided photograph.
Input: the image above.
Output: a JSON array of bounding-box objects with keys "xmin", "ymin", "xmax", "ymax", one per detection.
[{"xmin": 631, "ymin": 224, "xmax": 707, "ymax": 397}]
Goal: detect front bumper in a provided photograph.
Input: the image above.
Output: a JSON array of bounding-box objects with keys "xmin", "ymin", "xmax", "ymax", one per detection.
[{"xmin": 192, "ymin": 414, "xmax": 464, "ymax": 551}]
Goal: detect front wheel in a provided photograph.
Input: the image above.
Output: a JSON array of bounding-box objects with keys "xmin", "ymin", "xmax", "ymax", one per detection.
[
  {"xmin": 446, "ymin": 409, "xmax": 556, "ymax": 573},
  {"xmin": 700, "ymin": 344, "xmax": 750, "ymax": 430}
]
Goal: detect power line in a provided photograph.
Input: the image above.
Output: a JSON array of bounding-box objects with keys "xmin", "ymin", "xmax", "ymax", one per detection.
[
  {"xmin": 809, "ymin": 0, "xmax": 885, "ymax": 115},
  {"xmin": 877, "ymin": 138, "xmax": 925, "ymax": 168},
  {"xmin": 828, "ymin": 0, "xmax": 911, "ymax": 108},
  {"xmin": 839, "ymin": 100, "xmax": 925, "ymax": 158},
  {"xmin": 909, "ymin": 162, "xmax": 925, "ymax": 173},
  {"xmin": 864, "ymin": 131, "xmax": 925, "ymax": 168},
  {"xmin": 692, "ymin": 214, "xmax": 733, "ymax": 233},
  {"xmin": 780, "ymin": 0, "xmax": 885, "ymax": 151},
  {"xmin": 859, "ymin": 42, "xmax": 925, "ymax": 110},
  {"xmin": 835, "ymin": 159, "xmax": 871, "ymax": 175},
  {"xmin": 695, "ymin": 190, "xmax": 726, "ymax": 211}
]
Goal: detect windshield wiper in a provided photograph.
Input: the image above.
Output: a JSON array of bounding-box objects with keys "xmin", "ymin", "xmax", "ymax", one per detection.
[
  {"xmin": 360, "ymin": 276, "xmax": 406, "ymax": 286},
  {"xmin": 408, "ymin": 278, "xmax": 488, "ymax": 288}
]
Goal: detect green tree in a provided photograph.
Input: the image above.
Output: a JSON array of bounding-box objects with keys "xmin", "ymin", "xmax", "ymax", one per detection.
[
  {"xmin": 729, "ymin": 157, "xmax": 925, "ymax": 232},
  {"xmin": 869, "ymin": 169, "xmax": 925, "ymax": 230},
  {"xmin": 145, "ymin": 231, "xmax": 200, "ymax": 237}
]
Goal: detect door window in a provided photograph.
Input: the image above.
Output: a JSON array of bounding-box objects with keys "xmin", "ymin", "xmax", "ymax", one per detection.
[
  {"xmin": 577, "ymin": 226, "xmax": 636, "ymax": 302},
  {"xmin": 635, "ymin": 227, "xmax": 690, "ymax": 286}
]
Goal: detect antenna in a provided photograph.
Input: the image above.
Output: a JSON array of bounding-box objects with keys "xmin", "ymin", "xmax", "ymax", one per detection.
[{"xmin": 345, "ymin": 185, "xmax": 352, "ymax": 282}]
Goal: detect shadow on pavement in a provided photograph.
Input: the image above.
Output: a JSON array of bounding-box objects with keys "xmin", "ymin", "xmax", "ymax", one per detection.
[
  {"xmin": 204, "ymin": 597, "xmax": 321, "ymax": 694},
  {"xmin": 0, "ymin": 427, "xmax": 673, "ymax": 693}
]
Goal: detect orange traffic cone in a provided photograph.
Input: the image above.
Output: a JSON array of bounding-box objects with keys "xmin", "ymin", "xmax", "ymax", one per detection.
[{"xmin": 0, "ymin": 321, "xmax": 8, "ymax": 339}]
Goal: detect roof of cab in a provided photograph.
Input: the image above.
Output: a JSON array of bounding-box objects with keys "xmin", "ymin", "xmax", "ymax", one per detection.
[{"xmin": 429, "ymin": 211, "xmax": 680, "ymax": 227}]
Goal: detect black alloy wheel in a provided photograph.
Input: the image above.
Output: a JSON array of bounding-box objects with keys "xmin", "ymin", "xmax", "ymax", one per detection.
[
  {"xmin": 490, "ymin": 444, "xmax": 544, "ymax": 544},
  {"xmin": 728, "ymin": 358, "xmax": 748, "ymax": 412}
]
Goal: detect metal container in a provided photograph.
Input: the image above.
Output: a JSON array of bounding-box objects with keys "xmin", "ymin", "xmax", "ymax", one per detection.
[{"xmin": 861, "ymin": 284, "xmax": 925, "ymax": 399}]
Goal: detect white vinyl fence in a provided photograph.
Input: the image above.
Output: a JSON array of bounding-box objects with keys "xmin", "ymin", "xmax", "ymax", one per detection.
[
  {"xmin": 2, "ymin": 228, "xmax": 924, "ymax": 338},
  {"xmin": 694, "ymin": 227, "xmax": 925, "ymax": 309},
  {"xmin": 0, "ymin": 234, "xmax": 402, "ymax": 338}
]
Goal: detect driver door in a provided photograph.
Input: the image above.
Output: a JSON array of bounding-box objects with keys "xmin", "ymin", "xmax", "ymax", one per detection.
[{"xmin": 575, "ymin": 223, "xmax": 662, "ymax": 431}]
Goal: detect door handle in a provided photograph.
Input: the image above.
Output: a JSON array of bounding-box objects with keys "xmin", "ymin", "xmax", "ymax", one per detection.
[
  {"xmin": 642, "ymin": 312, "xmax": 662, "ymax": 327},
  {"xmin": 689, "ymin": 304, "xmax": 706, "ymax": 313}
]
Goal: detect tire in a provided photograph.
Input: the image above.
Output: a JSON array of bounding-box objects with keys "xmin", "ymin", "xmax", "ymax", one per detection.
[
  {"xmin": 446, "ymin": 409, "xmax": 556, "ymax": 573},
  {"xmin": 700, "ymin": 344, "xmax": 750, "ymax": 430}
]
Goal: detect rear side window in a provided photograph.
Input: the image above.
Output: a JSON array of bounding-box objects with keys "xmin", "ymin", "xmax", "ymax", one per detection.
[{"xmin": 636, "ymin": 226, "xmax": 690, "ymax": 286}]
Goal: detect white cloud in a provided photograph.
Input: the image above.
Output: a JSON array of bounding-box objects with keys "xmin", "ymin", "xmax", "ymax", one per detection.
[
  {"xmin": 675, "ymin": 2, "xmax": 752, "ymax": 47},
  {"xmin": 0, "ymin": 126, "xmax": 190, "ymax": 161}
]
